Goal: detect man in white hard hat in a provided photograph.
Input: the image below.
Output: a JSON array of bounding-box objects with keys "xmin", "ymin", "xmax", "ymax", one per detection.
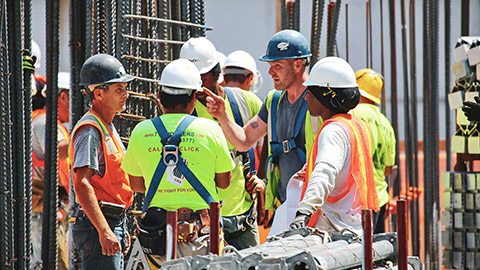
[
  {"xmin": 180, "ymin": 37, "xmax": 265, "ymax": 249},
  {"xmin": 31, "ymin": 71, "xmax": 71, "ymax": 269},
  {"xmin": 223, "ymin": 50, "xmax": 262, "ymax": 93},
  {"xmin": 288, "ymin": 57, "xmax": 379, "ymax": 234},
  {"xmin": 203, "ymin": 30, "xmax": 323, "ymax": 232},
  {"xmin": 122, "ymin": 59, "xmax": 234, "ymax": 262}
]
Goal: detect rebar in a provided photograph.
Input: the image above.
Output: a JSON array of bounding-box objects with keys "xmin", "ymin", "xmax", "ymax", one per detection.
[
  {"xmin": 43, "ymin": 0, "xmax": 60, "ymax": 269},
  {"xmin": 444, "ymin": 0, "xmax": 451, "ymax": 171},
  {"xmin": 388, "ymin": 0, "xmax": 400, "ymax": 200},
  {"xmin": 123, "ymin": 14, "xmax": 212, "ymax": 30},
  {"xmin": 408, "ymin": 0, "xmax": 420, "ymax": 256},
  {"xmin": 23, "ymin": 0, "xmax": 33, "ymax": 266},
  {"xmin": 0, "ymin": 0, "xmax": 14, "ymax": 268},
  {"xmin": 461, "ymin": 0, "xmax": 469, "ymax": 36},
  {"xmin": 366, "ymin": 1, "xmax": 370, "ymax": 68},
  {"xmin": 326, "ymin": 0, "xmax": 341, "ymax": 57},
  {"xmin": 380, "ymin": 0, "xmax": 386, "ymax": 113},
  {"xmin": 7, "ymin": 0, "xmax": 27, "ymax": 267},
  {"xmin": 310, "ymin": 0, "xmax": 325, "ymax": 68}
]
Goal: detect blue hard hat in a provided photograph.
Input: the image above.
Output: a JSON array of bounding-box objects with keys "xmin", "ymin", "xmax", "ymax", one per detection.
[{"xmin": 259, "ymin": 30, "xmax": 312, "ymax": 62}]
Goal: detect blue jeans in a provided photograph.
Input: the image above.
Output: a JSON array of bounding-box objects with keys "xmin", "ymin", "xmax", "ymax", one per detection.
[{"xmin": 72, "ymin": 215, "xmax": 126, "ymax": 270}]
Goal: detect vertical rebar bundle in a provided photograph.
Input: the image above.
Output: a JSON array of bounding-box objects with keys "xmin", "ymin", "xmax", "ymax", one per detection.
[
  {"xmin": 42, "ymin": 0, "xmax": 60, "ymax": 269},
  {"xmin": 326, "ymin": 0, "xmax": 341, "ymax": 57},
  {"xmin": 0, "ymin": 1, "xmax": 14, "ymax": 268},
  {"xmin": 7, "ymin": 0, "xmax": 27, "ymax": 268},
  {"xmin": 310, "ymin": 0, "xmax": 324, "ymax": 68},
  {"xmin": 23, "ymin": 0, "xmax": 33, "ymax": 267},
  {"xmin": 408, "ymin": 0, "xmax": 420, "ymax": 256}
]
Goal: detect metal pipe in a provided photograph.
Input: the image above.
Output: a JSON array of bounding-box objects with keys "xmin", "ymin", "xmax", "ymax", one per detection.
[
  {"xmin": 209, "ymin": 202, "xmax": 220, "ymax": 255},
  {"xmin": 397, "ymin": 200, "xmax": 408, "ymax": 270},
  {"xmin": 166, "ymin": 210, "xmax": 178, "ymax": 261},
  {"xmin": 362, "ymin": 209, "xmax": 373, "ymax": 270}
]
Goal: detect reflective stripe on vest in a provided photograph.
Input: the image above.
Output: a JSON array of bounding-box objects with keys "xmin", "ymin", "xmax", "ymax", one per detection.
[
  {"xmin": 32, "ymin": 108, "xmax": 70, "ymax": 193},
  {"xmin": 223, "ymin": 87, "xmax": 256, "ymax": 175},
  {"xmin": 68, "ymin": 110, "xmax": 133, "ymax": 207},
  {"xmin": 143, "ymin": 115, "xmax": 214, "ymax": 213},
  {"xmin": 300, "ymin": 114, "xmax": 379, "ymax": 227}
]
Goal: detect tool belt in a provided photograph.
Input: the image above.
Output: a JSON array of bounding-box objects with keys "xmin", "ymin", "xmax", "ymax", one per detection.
[
  {"xmin": 137, "ymin": 207, "xmax": 210, "ymax": 256},
  {"xmin": 177, "ymin": 208, "xmax": 210, "ymax": 243}
]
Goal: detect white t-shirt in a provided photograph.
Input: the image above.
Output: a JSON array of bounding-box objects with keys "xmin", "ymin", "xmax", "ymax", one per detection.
[{"xmin": 298, "ymin": 122, "xmax": 363, "ymax": 234}]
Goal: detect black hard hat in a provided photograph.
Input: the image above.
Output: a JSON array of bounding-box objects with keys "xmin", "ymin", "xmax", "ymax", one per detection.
[{"xmin": 80, "ymin": 54, "xmax": 134, "ymax": 86}]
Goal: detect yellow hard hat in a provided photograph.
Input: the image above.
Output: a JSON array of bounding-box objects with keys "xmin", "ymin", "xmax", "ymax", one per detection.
[{"xmin": 355, "ymin": 68, "xmax": 384, "ymax": 104}]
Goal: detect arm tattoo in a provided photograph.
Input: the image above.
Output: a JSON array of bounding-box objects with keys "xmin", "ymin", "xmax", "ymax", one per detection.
[{"xmin": 250, "ymin": 120, "xmax": 259, "ymax": 129}]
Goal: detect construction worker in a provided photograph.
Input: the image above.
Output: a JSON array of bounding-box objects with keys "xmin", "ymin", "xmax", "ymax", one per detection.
[
  {"xmin": 223, "ymin": 50, "xmax": 262, "ymax": 93},
  {"xmin": 31, "ymin": 72, "xmax": 71, "ymax": 270},
  {"xmin": 350, "ymin": 69, "xmax": 396, "ymax": 233},
  {"xmin": 69, "ymin": 54, "xmax": 134, "ymax": 270},
  {"xmin": 203, "ymin": 30, "xmax": 322, "ymax": 228},
  {"xmin": 121, "ymin": 59, "xmax": 234, "ymax": 264},
  {"xmin": 180, "ymin": 37, "xmax": 264, "ymax": 249},
  {"xmin": 288, "ymin": 57, "xmax": 379, "ymax": 234}
]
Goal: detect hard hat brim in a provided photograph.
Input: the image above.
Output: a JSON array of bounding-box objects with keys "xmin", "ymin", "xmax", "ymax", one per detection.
[
  {"xmin": 259, "ymin": 54, "xmax": 312, "ymax": 62},
  {"xmin": 79, "ymin": 74, "xmax": 134, "ymax": 86},
  {"xmin": 359, "ymin": 89, "xmax": 381, "ymax": 104}
]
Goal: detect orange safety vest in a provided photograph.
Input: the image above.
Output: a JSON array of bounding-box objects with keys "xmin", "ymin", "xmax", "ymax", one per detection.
[
  {"xmin": 69, "ymin": 110, "xmax": 133, "ymax": 208},
  {"xmin": 300, "ymin": 114, "xmax": 379, "ymax": 227},
  {"xmin": 32, "ymin": 108, "xmax": 71, "ymax": 193}
]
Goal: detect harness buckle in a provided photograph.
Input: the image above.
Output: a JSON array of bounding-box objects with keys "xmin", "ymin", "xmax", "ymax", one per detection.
[
  {"xmin": 163, "ymin": 144, "xmax": 179, "ymax": 165},
  {"xmin": 282, "ymin": 140, "xmax": 291, "ymax": 153}
]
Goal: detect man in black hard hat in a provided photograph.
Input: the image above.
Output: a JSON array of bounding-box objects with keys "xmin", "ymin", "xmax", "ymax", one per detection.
[{"xmin": 69, "ymin": 54, "xmax": 135, "ymax": 269}]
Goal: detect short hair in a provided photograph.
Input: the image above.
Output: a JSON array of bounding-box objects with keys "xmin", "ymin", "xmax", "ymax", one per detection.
[
  {"xmin": 160, "ymin": 91, "xmax": 194, "ymax": 109},
  {"xmin": 224, "ymin": 73, "xmax": 249, "ymax": 84}
]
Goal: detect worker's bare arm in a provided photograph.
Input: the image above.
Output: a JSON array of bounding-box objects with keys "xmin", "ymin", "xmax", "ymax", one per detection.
[
  {"xmin": 129, "ymin": 175, "xmax": 146, "ymax": 193},
  {"xmin": 204, "ymin": 88, "xmax": 267, "ymax": 151},
  {"xmin": 214, "ymin": 171, "xmax": 231, "ymax": 189}
]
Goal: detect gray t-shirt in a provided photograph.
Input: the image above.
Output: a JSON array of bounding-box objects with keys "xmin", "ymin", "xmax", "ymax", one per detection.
[
  {"xmin": 72, "ymin": 122, "xmax": 125, "ymax": 177},
  {"xmin": 258, "ymin": 90, "xmax": 307, "ymax": 202}
]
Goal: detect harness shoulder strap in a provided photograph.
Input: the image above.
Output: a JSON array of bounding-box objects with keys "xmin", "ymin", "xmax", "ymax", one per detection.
[
  {"xmin": 269, "ymin": 90, "xmax": 282, "ymax": 143},
  {"xmin": 223, "ymin": 87, "xmax": 244, "ymax": 126}
]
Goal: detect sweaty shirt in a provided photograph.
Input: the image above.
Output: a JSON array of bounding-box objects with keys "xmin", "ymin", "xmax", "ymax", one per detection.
[
  {"xmin": 258, "ymin": 90, "xmax": 307, "ymax": 202},
  {"xmin": 350, "ymin": 103, "xmax": 396, "ymax": 206},
  {"xmin": 194, "ymin": 87, "xmax": 262, "ymax": 216},
  {"xmin": 121, "ymin": 114, "xmax": 235, "ymax": 211}
]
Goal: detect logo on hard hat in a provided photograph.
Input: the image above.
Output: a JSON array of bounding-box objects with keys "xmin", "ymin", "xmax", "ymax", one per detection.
[
  {"xmin": 189, "ymin": 58, "xmax": 198, "ymax": 63},
  {"xmin": 277, "ymin": 42, "xmax": 290, "ymax": 51},
  {"xmin": 119, "ymin": 66, "xmax": 126, "ymax": 75}
]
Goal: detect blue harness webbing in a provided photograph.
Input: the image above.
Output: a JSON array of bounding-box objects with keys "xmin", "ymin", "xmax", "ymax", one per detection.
[
  {"xmin": 142, "ymin": 115, "xmax": 215, "ymax": 213},
  {"xmin": 265, "ymin": 90, "xmax": 307, "ymax": 184}
]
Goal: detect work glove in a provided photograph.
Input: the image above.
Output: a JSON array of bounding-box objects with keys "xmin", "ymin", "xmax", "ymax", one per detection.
[
  {"xmin": 289, "ymin": 211, "xmax": 311, "ymax": 230},
  {"xmin": 245, "ymin": 174, "xmax": 266, "ymax": 194},
  {"xmin": 23, "ymin": 54, "xmax": 36, "ymax": 72},
  {"xmin": 463, "ymin": 96, "xmax": 480, "ymax": 122}
]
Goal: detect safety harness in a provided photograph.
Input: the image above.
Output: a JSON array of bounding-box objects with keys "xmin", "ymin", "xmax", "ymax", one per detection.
[
  {"xmin": 142, "ymin": 115, "xmax": 214, "ymax": 213},
  {"xmin": 266, "ymin": 90, "xmax": 308, "ymax": 184}
]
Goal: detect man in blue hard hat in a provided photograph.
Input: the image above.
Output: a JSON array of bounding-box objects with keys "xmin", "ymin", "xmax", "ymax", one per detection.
[{"xmin": 204, "ymin": 30, "xmax": 323, "ymax": 231}]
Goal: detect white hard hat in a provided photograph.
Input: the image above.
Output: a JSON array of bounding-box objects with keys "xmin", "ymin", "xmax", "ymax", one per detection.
[
  {"xmin": 304, "ymin": 57, "xmax": 357, "ymax": 88},
  {"xmin": 180, "ymin": 37, "xmax": 219, "ymax": 74},
  {"xmin": 58, "ymin": 72, "xmax": 70, "ymax": 90},
  {"xmin": 32, "ymin": 40, "xmax": 41, "ymax": 69},
  {"xmin": 224, "ymin": 50, "xmax": 257, "ymax": 75},
  {"xmin": 159, "ymin": 59, "xmax": 202, "ymax": 95}
]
